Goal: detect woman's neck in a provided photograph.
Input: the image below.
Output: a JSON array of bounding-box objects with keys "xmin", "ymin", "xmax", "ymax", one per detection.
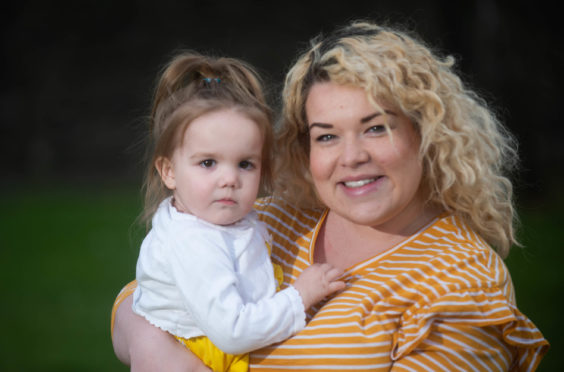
[{"xmin": 314, "ymin": 204, "xmax": 442, "ymax": 271}]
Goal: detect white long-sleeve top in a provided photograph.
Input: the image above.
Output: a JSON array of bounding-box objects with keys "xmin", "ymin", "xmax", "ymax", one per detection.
[{"xmin": 132, "ymin": 197, "xmax": 306, "ymax": 354}]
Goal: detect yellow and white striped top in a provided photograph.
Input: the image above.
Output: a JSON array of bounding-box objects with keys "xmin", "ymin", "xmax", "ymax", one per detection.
[{"xmin": 250, "ymin": 197, "xmax": 548, "ymax": 371}]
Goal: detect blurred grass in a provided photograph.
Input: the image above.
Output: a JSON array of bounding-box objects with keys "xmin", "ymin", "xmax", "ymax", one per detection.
[
  {"xmin": 0, "ymin": 186, "xmax": 143, "ymax": 372},
  {"xmin": 0, "ymin": 185, "xmax": 561, "ymax": 371}
]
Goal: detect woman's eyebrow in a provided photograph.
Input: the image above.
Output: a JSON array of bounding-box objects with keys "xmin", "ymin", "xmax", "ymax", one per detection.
[
  {"xmin": 361, "ymin": 110, "xmax": 396, "ymax": 123},
  {"xmin": 308, "ymin": 122, "xmax": 333, "ymax": 130},
  {"xmin": 309, "ymin": 110, "xmax": 398, "ymax": 129}
]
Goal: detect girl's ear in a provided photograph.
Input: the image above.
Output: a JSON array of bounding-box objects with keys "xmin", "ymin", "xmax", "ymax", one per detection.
[{"xmin": 155, "ymin": 157, "xmax": 176, "ymax": 190}]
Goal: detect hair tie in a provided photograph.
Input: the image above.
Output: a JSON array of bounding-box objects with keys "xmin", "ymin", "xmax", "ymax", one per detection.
[{"xmin": 203, "ymin": 77, "xmax": 221, "ymax": 85}]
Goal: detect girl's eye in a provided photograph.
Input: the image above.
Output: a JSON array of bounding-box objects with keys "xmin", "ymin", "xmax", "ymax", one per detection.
[
  {"xmin": 200, "ymin": 159, "xmax": 216, "ymax": 168},
  {"xmin": 239, "ymin": 160, "xmax": 254, "ymax": 170},
  {"xmin": 315, "ymin": 134, "xmax": 336, "ymax": 142}
]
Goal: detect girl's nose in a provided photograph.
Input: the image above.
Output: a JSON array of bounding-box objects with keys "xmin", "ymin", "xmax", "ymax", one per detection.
[{"xmin": 219, "ymin": 166, "xmax": 239, "ymax": 188}]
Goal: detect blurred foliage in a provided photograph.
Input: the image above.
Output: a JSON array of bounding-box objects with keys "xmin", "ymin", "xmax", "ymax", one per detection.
[
  {"xmin": 505, "ymin": 195, "xmax": 564, "ymax": 372},
  {"xmin": 0, "ymin": 186, "xmax": 561, "ymax": 371}
]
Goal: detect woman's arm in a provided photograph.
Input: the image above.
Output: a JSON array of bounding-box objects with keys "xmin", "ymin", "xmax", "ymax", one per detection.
[{"xmin": 112, "ymin": 294, "xmax": 211, "ymax": 372}]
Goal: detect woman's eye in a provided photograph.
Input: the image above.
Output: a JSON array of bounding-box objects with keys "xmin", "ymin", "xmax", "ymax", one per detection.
[
  {"xmin": 200, "ymin": 159, "xmax": 216, "ymax": 168},
  {"xmin": 367, "ymin": 125, "xmax": 387, "ymax": 135},
  {"xmin": 239, "ymin": 160, "xmax": 254, "ymax": 170},
  {"xmin": 315, "ymin": 134, "xmax": 336, "ymax": 142}
]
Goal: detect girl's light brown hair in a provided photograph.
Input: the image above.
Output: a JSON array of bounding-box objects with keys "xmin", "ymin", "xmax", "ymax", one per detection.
[
  {"xmin": 276, "ymin": 21, "xmax": 519, "ymax": 257},
  {"xmin": 142, "ymin": 51, "xmax": 273, "ymax": 227}
]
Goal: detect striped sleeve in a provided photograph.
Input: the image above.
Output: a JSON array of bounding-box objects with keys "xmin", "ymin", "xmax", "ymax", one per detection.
[
  {"xmin": 392, "ymin": 324, "xmax": 514, "ymax": 372},
  {"xmin": 391, "ymin": 216, "xmax": 548, "ymax": 371},
  {"xmin": 391, "ymin": 290, "xmax": 548, "ymax": 371}
]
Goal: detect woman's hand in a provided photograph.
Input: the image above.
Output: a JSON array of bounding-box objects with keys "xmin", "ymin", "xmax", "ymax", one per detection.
[
  {"xmin": 292, "ymin": 263, "xmax": 346, "ymax": 309},
  {"xmin": 112, "ymin": 295, "xmax": 211, "ymax": 372}
]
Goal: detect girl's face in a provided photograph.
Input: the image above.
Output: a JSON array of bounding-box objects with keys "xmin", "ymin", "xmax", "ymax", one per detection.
[
  {"xmin": 159, "ymin": 108, "xmax": 263, "ymax": 225},
  {"xmin": 306, "ymin": 82, "xmax": 427, "ymax": 232}
]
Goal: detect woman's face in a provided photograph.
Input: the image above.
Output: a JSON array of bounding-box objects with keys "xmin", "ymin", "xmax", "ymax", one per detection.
[{"xmin": 306, "ymin": 82, "xmax": 426, "ymax": 232}]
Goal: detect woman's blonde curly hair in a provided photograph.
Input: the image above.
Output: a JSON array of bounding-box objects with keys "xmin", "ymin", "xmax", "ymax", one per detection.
[{"xmin": 275, "ymin": 21, "xmax": 519, "ymax": 257}]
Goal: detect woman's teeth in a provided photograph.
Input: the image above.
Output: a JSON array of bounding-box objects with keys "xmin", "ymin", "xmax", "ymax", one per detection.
[{"xmin": 344, "ymin": 178, "xmax": 377, "ymax": 188}]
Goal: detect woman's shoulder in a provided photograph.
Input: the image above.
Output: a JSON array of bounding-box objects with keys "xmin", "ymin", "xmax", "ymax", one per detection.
[
  {"xmin": 411, "ymin": 213, "xmax": 506, "ymax": 283},
  {"xmin": 374, "ymin": 212, "xmax": 520, "ymax": 323},
  {"xmin": 358, "ymin": 214, "xmax": 513, "ymax": 301}
]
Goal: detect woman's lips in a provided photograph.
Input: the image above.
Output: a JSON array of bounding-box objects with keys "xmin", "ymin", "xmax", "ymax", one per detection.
[
  {"xmin": 339, "ymin": 176, "xmax": 385, "ymax": 195},
  {"xmin": 343, "ymin": 177, "xmax": 379, "ymax": 188}
]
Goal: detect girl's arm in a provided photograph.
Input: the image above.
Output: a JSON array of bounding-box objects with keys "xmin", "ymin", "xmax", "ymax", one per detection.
[
  {"xmin": 112, "ymin": 294, "xmax": 211, "ymax": 372},
  {"xmin": 166, "ymin": 233, "xmax": 303, "ymax": 354},
  {"xmin": 165, "ymin": 231, "xmax": 343, "ymax": 355}
]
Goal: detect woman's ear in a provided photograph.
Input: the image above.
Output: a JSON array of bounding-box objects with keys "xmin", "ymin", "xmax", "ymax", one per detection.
[{"xmin": 155, "ymin": 157, "xmax": 176, "ymax": 190}]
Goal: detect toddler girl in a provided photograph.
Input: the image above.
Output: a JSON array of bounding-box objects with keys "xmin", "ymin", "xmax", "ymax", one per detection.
[{"xmin": 131, "ymin": 52, "xmax": 345, "ymax": 371}]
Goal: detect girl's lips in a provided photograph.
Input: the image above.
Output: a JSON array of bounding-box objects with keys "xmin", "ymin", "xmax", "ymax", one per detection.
[{"xmin": 216, "ymin": 198, "xmax": 236, "ymax": 205}]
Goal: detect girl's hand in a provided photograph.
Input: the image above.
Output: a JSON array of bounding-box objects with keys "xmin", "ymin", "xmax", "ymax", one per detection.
[{"xmin": 292, "ymin": 263, "xmax": 346, "ymax": 309}]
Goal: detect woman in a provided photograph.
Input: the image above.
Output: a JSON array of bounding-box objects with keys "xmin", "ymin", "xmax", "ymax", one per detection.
[{"xmin": 112, "ymin": 21, "xmax": 548, "ymax": 371}]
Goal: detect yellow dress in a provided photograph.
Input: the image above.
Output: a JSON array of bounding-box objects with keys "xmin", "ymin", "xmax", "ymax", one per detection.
[{"xmin": 175, "ymin": 336, "xmax": 249, "ymax": 372}]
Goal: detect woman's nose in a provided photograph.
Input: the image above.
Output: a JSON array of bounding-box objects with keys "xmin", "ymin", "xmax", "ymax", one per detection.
[{"xmin": 340, "ymin": 138, "xmax": 370, "ymax": 167}]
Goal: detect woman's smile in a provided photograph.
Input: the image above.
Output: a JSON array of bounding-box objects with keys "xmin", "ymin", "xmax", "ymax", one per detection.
[{"xmin": 339, "ymin": 175, "xmax": 386, "ymax": 195}]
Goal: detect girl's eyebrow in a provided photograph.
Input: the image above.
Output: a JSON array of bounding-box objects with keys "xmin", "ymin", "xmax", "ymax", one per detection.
[
  {"xmin": 189, "ymin": 152, "xmax": 216, "ymax": 159},
  {"xmin": 309, "ymin": 110, "xmax": 397, "ymax": 129}
]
